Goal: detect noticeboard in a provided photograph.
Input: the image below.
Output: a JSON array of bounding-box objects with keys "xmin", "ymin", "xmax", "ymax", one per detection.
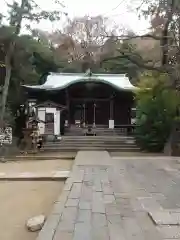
[{"xmin": 0, "ymin": 127, "xmax": 12, "ymax": 145}]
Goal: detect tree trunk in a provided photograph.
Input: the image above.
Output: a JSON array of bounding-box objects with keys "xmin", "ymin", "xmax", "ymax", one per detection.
[
  {"xmin": 0, "ymin": 42, "xmax": 14, "ymax": 123},
  {"xmin": 161, "ymin": 0, "xmax": 175, "ymax": 66},
  {"xmin": 0, "ymin": 0, "xmax": 25, "ymax": 123}
]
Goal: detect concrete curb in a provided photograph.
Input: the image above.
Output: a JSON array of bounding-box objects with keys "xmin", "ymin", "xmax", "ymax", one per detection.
[
  {"xmin": 0, "ymin": 156, "xmax": 75, "ymax": 162},
  {"xmin": 36, "ymin": 187, "xmax": 70, "ymax": 240},
  {"xmin": 0, "ymin": 171, "xmax": 70, "ymax": 181}
]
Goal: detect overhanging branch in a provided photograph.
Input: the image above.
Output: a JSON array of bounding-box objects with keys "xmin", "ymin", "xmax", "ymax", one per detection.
[
  {"xmin": 119, "ymin": 51, "xmax": 166, "ymax": 72},
  {"xmin": 102, "ymin": 33, "xmax": 167, "ymax": 41},
  {"xmin": 103, "ymin": 49, "xmax": 170, "ymax": 73}
]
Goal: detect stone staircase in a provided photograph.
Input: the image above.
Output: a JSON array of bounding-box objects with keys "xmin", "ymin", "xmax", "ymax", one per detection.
[
  {"xmin": 65, "ymin": 126, "xmax": 127, "ymax": 136},
  {"xmin": 43, "ymin": 135, "xmax": 139, "ymax": 152}
]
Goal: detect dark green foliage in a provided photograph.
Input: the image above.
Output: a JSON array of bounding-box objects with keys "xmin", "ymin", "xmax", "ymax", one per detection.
[
  {"xmin": 0, "ymin": 25, "xmax": 67, "ymax": 127},
  {"xmin": 135, "ymin": 72, "xmax": 180, "ymax": 152},
  {"xmin": 32, "ymin": 51, "xmax": 62, "ymax": 75}
]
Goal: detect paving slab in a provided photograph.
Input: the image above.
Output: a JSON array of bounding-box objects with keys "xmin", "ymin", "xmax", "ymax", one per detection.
[
  {"xmin": 54, "ymin": 231, "xmax": 73, "ymax": 240},
  {"xmin": 92, "ymin": 213, "xmax": 107, "ymax": 227},
  {"xmin": 65, "ymin": 199, "xmax": 79, "ymax": 207},
  {"xmin": 37, "ymin": 152, "xmax": 180, "ymax": 240},
  {"xmin": 60, "ymin": 207, "xmax": 78, "ymax": 223},
  {"xmin": 149, "ymin": 210, "xmax": 180, "ymax": 225},
  {"xmin": 157, "ymin": 226, "xmax": 180, "ymax": 239},
  {"xmin": 77, "ymin": 209, "xmax": 91, "ymax": 223},
  {"xmin": 73, "ymin": 222, "xmax": 92, "ymax": 240},
  {"xmin": 69, "ymin": 183, "xmax": 82, "ymax": 199},
  {"xmin": 92, "ymin": 191, "xmax": 105, "ymax": 213},
  {"xmin": 108, "ymin": 222, "xmax": 126, "ymax": 240},
  {"xmin": 92, "ymin": 226, "xmax": 109, "ymax": 240},
  {"xmin": 75, "ymin": 151, "xmax": 112, "ymax": 166},
  {"xmin": 79, "ymin": 201, "xmax": 92, "ymax": 210}
]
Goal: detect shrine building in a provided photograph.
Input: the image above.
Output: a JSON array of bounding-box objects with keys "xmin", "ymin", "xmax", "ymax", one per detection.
[{"xmin": 22, "ymin": 71, "xmax": 137, "ymax": 136}]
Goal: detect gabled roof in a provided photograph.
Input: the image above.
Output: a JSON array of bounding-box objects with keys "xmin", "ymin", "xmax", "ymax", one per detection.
[{"xmin": 22, "ymin": 71, "xmax": 137, "ymax": 92}]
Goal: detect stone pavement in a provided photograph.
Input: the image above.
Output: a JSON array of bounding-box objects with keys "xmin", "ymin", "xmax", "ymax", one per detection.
[{"xmin": 37, "ymin": 151, "xmax": 180, "ymax": 240}]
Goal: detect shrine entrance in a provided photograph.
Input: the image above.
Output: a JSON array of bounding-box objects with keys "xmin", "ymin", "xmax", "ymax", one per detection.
[
  {"xmin": 85, "ymin": 102, "xmax": 94, "ymax": 125},
  {"xmin": 69, "ymin": 99, "xmax": 110, "ymax": 127},
  {"xmin": 24, "ymin": 78, "xmax": 134, "ymax": 131}
]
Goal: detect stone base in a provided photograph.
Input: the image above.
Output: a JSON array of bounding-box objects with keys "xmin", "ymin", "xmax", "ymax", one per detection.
[{"xmin": 109, "ymin": 120, "xmax": 114, "ymax": 129}]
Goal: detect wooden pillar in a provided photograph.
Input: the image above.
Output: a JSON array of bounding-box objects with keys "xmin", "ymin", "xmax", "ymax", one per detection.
[
  {"xmin": 83, "ymin": 103, "xmax": 86, "ymax": 127},
  {"xmin": 93, "ymin": 103, "xmax": 96, "ymax": 127},
  {"xmin": 110, "ymin": 97, "xmax": 114, "ymax": 120},
  {"xmin": 109, "ymin": 96, "xmax": 114, "ymax": 129},
  {"xmin": 66, "ymin": 89, "xmax": 70, "ymax": 127}
]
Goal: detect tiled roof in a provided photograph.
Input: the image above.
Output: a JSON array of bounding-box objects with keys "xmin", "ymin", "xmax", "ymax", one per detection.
[{"xmin": 23, "ymin": 72, "xmax": 136, "ymax": 91}]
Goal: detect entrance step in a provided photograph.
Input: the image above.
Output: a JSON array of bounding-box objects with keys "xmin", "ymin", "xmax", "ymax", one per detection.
[
  {"xmin": 43, "ymin": 136, "xmax": 139, "ymax": 152},
  {"xmin": 42, "ymin": 147, "xmax": 139, "ymax": 152},
  {"xmin": 60, "ymin": 136, "xmax": 135, "ymax": 140},
  {"xmin": 64, "ymin": 126, "xmax": 130, "ymax": 136}
]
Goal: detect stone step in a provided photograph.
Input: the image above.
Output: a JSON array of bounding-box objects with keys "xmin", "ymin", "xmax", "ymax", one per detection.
[
  {"xmin": 66, "ymin": 132, "xmax": 127, "ymax": 134},
  {"xmin": 59, "ymin": 141, "xmax": 135, "ymax": 144},
  {"xmin": 45, "ymin": 143, "xmax": 136, "ymax": 147},
  {"xmin": 44, "ymin": 142, "xmax": 136, "ymax": 148},
  {"xmin": 45, "ymin": 139, "xmax": 135, "ymax": 143},
  {"xmin": 44, "ymin": 143, "xmax": 138, "ymax": 148},
  {"xmin": 61, "ymin": 137, "xmax": 133, "ymax": 139},
  {"xmin": 65, "ymin": 130, "xmax": 130, "ymax": 136},
  {"xmin": 43, "ymin": 147, "xmax": 140, "ymax": 153},
  {"xmin": 44, "ymin": 140, "xmax": 136, "ymax": 145},
  {"xmin": 57, "ymin": 141, "xmax": 135, "ymax": 143},
  {"xmin": 43, "ymin": 146, "xmax": 139, "ymax": 152},
  {"xmin": 47, "ymin": 136, "xmax": 134, "ymax": 140},
  {"xmin": 62, "ymin": 135, "xmax": 134, "ymax": 138},
  {"xmin": 65, "ymin": 132, "xmax": 128, "ymax": 135},
  {"xmin": 43, "ymin": 135, "xmax": 138, "ymax": 152},
  {"xmin": 47, "ymin": 136, "xmax": 134, "ymax": 143},
  {"xmin": 56, "ymin": 137, "xmax": 134, "ymax": 142}
]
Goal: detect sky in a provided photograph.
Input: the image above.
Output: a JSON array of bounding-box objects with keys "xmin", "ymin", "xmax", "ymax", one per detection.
[{"xmin": 2, "ymin": 0, "xmax": 150, "ymax": 34}]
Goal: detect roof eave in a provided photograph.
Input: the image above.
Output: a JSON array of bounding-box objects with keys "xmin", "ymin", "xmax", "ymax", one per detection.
[{"xmin": 22, "ymin": 78, "xmax": 137, "ymax": 92}]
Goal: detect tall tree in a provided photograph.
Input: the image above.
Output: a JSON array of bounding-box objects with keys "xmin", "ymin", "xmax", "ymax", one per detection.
[
  {"xmin": 48, "ymin": 15, "xmax": 119, "ymax": 71},
  {"xmin": 0, "ymin": 0, "xmax": 63, "ymax": 122},
  {"xmin": 0, "ymin": 27, "xmax": 65, "ymax": 125},
  {"xmin": 106, "ymin": 0, "xmax": 180, "ymax": 87}
]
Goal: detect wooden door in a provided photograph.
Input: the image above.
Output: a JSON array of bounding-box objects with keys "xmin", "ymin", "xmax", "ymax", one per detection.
[
  {"xmin": 45, "ymin": 113, "xmax": 54, "ymax": 134},
  {"xmin": 86, "ymin": 102, "xmax": 94, "ymax": 125}
]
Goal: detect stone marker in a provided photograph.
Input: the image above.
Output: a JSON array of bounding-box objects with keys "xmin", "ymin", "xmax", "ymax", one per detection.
[{"xmin": 26, "ymin": 215, "xmax": 46, "ymax": 232}]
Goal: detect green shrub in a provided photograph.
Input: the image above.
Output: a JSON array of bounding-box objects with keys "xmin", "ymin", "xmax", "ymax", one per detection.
[{"xmin": 135, "ymin": 72, "xmax": 180, "ymax": 152}]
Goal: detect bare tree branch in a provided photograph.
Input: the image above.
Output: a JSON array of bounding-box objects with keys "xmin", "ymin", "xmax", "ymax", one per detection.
[
  {"xmin": 102, "ymin": 49, "xmax": 169, "ymax": 72},
  {"xmin": 103, "ymin": 33, "xmax": 172, "ymax": 41},
  {"xmin": 122, "ymin": 54, "xmax": 164, "ymax": 71}
]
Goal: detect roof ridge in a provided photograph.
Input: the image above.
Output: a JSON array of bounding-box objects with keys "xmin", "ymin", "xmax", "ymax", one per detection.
[
  {"xmin": 49, "ymin": 72, "xmax": 127, "ymax": 77},
  {"xmin": 50, "ymin": 72, "xmax": 85, "ymax": 76}
]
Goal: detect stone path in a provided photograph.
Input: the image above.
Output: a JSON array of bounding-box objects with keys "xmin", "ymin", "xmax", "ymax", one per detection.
[{"xmin": 37, "ymin": 151, "xmax": 180, "ymax": 240}]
